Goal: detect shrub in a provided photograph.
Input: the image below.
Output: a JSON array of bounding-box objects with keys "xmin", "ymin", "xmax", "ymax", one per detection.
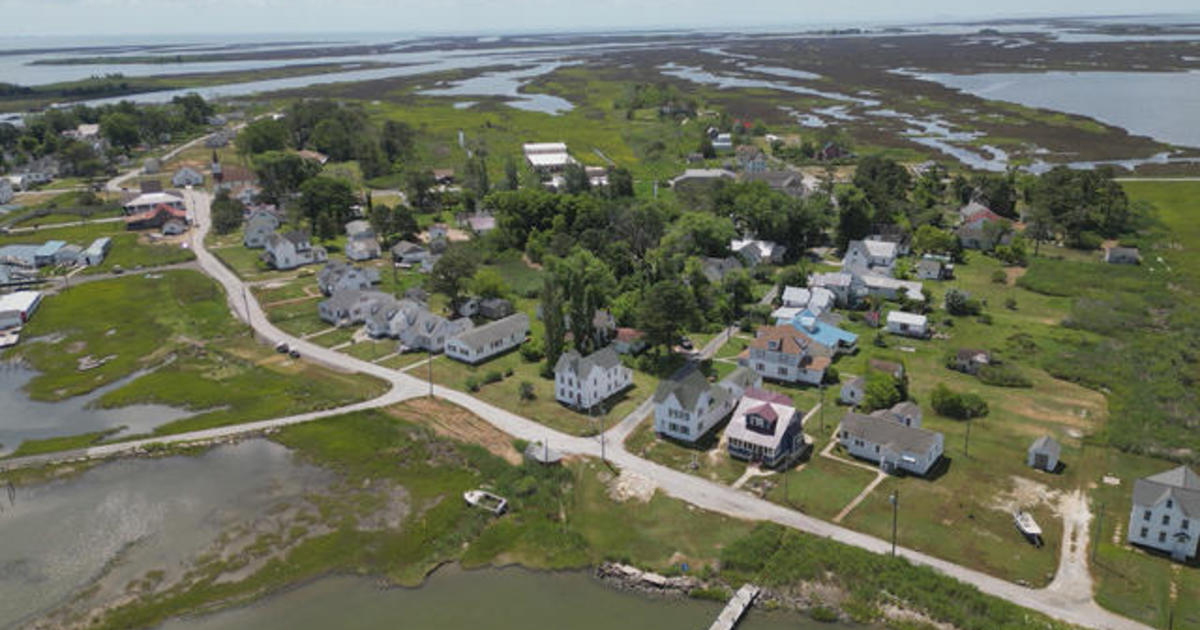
[
  {"xmin": 689, "ymin": 587, "xmax": 732, "ymax": 602},
  {"xmin": 518, "ymin": 380, "xmax": 536, "ymax": 401},
  {"xmin": 465, "ymin": 376, "xmax": 481, "ymax": 392},
  {"xmin": 822, "ymin": 366, "xmax": 840, "ymax": 385},
  {"xmin": 484, "ymin": 370, "xmax": 503, "ymax": 384},
  {"xmin": 1004, "ymin": 297, "xmax": 1017, "ymax": 310},
  {"xmin": 976, "ymin": 313, "xmax": 993, "ymax": 325},
  {"xmin": 977, "ymin": 364, "xmax": 1032, "ymax": 388},
  {"xmin": 944, "ymin": 288, "xmax": 982, "ymax": 316},
  {"xmin": 862, "ymin": 370, "xmax": 903, "ymax": 412},
  {"xmin": 991, "ymin": 269, "xmax": 1007, "ymax": 284},
  {"xmin": 504, "ymin": 366, "xmax": 514, "ymax": 377},
  {"xmin": 520, "ymin": 337, "xmax": 545, "ymax": 362},
  {"xmin": 810, "ymin": 605, "xmax": 840, "ymax": 622},
  {"xmin": 873, "ymin": 333, "xmax": 888, "ymax": 348},
  {"xmin": 930, "ymin": 383, "xmax": 989, "ymax": 420}
]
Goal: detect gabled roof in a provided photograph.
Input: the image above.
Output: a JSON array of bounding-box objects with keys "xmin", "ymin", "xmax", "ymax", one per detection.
[
  {"xmin": 1132, "ymin": 466, "xmax": 1200, "ymax": 517},
  {"xmin": 749, "ymin": 324, "xmax": 833, "ymax": 357},
  {"xmin": 555, "ymin": 345, "xmax": 622, "ymax": 379},
  {"xmin": 841, "ymin": 411, "xmax": 941, "ymax": 454},
  {"xmin": 450, "ymin": 313, "xmax": 529, "ymax": 352},
  {"xmin": 1029, "ymin": 435, "xmax": 1061, "ymax": 457},
  {"xmin": 653, "ymin": 368, "xmax": 712, "ymax": 409}
]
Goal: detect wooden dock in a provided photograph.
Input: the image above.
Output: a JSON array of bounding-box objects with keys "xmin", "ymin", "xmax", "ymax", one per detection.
[{"xmin": 708, "ymin": 584, "xmax": 759, "ymax": 630}]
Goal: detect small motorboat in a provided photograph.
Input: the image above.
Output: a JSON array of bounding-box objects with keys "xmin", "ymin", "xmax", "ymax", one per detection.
[{"xmin": 1013, "ymin": 510, "xmax": 1044, "ymax": 548}]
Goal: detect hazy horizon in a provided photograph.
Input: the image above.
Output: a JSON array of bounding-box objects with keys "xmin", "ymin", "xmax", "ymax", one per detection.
[{"xmin": 2, "ymin": 2, "xmax": 1199, "ymax": 38}]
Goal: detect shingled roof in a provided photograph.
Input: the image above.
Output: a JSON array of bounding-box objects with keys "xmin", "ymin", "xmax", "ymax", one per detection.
[
  {"xmin": 1132, "ymin": 466, "xmax": 1200, "ymax": 518},
  {"xmin": 840, "ymin": 411, "xmax": 941, "ymax": 454}
]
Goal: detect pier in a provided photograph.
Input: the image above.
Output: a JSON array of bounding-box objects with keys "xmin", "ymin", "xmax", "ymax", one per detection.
[{"xmin": 708, "ymin": 584, "xmax": 759, "ymax": 630}]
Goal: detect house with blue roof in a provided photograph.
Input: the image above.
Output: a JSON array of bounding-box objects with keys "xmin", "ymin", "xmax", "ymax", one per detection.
[
  {"xmin": 34, "ymin": 241, "xmax": 66, "ymax": 267},
  {"xmin": 779, "ymin": 310, "xmax": 858, "ymax": 355}
]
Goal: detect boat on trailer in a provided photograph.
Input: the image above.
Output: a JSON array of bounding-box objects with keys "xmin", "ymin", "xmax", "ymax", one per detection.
[{"xmin": 1013, "ymin": 510, "xmax": 1044, "ymax": 547}]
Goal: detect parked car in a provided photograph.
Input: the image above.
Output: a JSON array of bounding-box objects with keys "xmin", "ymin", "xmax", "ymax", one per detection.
[
  {"xmin": 288, "ymin": 349, "xmax": 300, "ymax": 359},
  {"xmin": 275, "ymin": 342, "xmax": 289, "ymax": 353}
]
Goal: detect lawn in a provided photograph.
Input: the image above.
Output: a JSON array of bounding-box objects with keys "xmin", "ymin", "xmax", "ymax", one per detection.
[
  {"xmin": 0, "ymin": 220, "xmax": 196, "ymax": 274},
  {"xmin": 265, "ymin": 299, "xmax": 330, "ymax": 337},
  {"xmin": 428, "ymin": 348, "xmax": 657, "ymax": 436},
  {"xmin": 3, "ymin": 270, "xmax": 238, "ymax": 400},
  {"xmin": 623, "ymin": 414, "xmax": 748, "ymax": 485}
]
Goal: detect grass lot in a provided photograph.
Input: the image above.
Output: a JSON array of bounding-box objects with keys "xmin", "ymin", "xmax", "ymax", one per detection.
[
  {"xmin": 429, "ymin": 348, "xmax": 657, "ymax": 436},
  {"xmin": 623, "ymin": 415, "xmax": 748, "ymax": 485},
  {"xmin": 0, "ymin": 220, "xmax": 195, "ymax": 274},
  {"xmin": 265, "ymin": 300, "xmax": 330, "ymax": 337},
  {"xmin": 3, "ymin": 270, "xmax": 236, "ymax": 400},
  {"xmin": 767, "ymin": 433, "xmax": 881, "ymax": 521}
]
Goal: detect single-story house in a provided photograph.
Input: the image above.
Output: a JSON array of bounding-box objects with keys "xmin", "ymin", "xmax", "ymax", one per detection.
[
  {"xmin": 839, "ymin": 376, "xmax": 865, "ymax": 406},
  {"xmin": 731, "ymin": 238, "xmax": 786, "ymax": 266},
  {"xmin": 33, "ymin": 241, "xmax": 66, "ymax": 267},
  {"xmin": 838, "ymin": 411, "xmax": 944, "ymax": 477},
  {"xmin": 123, "ymin": 192, "xmax": 184, "ymax": 215},
  {"xmin": 726, "ymin": 387, "xmax": 806, "ymax": 468},
  {"xmin": 524, "ymin": 142, "xmax": 574, "ymax": 172},
  {"xmin": 871, "ymin": 401, "xmax": 923, "ymax": 428},
  {"xmin": 669, "ymin": 169, "xmax": 735, "ymax": 190},
  {"xmin": 886, "ymin": 311, "xmax": 928, "ymax": 338},
  {"xmin": 479, "ymin": 298, "xmax": 514, "ymax": 320},
  {"xmin": 1028, "ymin": 435, "xmax": 1061, "ymax": 473},
  {"xmin": 0, "ymin": 290, "xmax": 42, "ymax": 329},
  {"xmin": 951, "ymin": 348, "xmax": 991, "ymax": 375},
  {"xmin": 445, "ymin": 313, "xmax": 530, "ymax": 364},
  {"xmin": 82, "ymin": 237, "xmax": 112, "ymax": 266},
  {"xmin": 391, "ymin": 241, "xmax": 430, "ymax": 266},
  {"xmin": 742, "ymin": 170, "xmax": 807, "ymax": 197},
  {"xmin": 916, "ymin": 258, "xmax": 953, "ymax": 280},
  {"xmin": 54, "ymin": 244, "xmax": 83, "ymax": 265},
  {"xmin": 125, "ymin": 204, "xmax": 188, "ymax": 231}
]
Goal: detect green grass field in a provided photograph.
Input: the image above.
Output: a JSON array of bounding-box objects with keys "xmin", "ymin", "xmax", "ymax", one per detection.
[{"xmin": 0, "ymin": 220, "xmax": 196, "ymax": 274}]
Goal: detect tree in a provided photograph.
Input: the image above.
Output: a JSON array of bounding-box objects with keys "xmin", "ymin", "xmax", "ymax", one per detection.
[
  {"xmin": 971, "ymin": 172, "xmax": 1018, "ymax": 218},
  {"xmin": 863, "ymin": 370, "xmax": 903, "ymax": 412},
  {"xmin": 1024, "ymin": 204, "xmax": 1057, "ymax": 257},
  {"xmin": 540, "ymin": 275, "xmax": 566, "ymax": 378},
  {"xmin": 608, "ymin": 167, "xmax": 634, "ymax": 198},
  {"xmin": 562, "ymin": 163, "xmax": 591, "ymax": 195},
  {"xmin": 462, "ymin": 155, "xmax": 490, "ymax": 204},
  {"xmin": 429, "ymin": 244, "xmax": 478, "ymax": 306},
  {"xmin": 237, "ymin": 118, "xmax": 290, "ymax": 156},
  {"xmin": 468, "ymin": 268, "xmax": 509, "ymax": 300},
  {"xmin": 253, "ymin": 150, "xmax": 320, "ymax": 204},
  {"xmin": 930, "ymin": 383, "xmax": 989, "ymax": 420},
  {"xmin": 699, "ymin": 136, "xmax": 716, "ymax": 159},
  {"xmin": 381, "ymin": 120, "xmax": 415, "ymax": 163},
  {"xmin": 912, "ymin": 224, "xmax": 957, "ymax": 255},
  {"xmin": 211, "ymin": 189, "xmax": 246, "ymax": 235},
  {"xmin": 171, "ymin": 93, "xmax": 212, "ymax": 126},
  {"xmin": 518, "ymin": 381, "xmax": 536, "ymax": 401},
  {"xmin": 311, "ymin": 118, "xmax": 354, "ymax": 161},
  {"xmin": 660, "ymin": 212, "xmax": 737, "ymax": 258},
  {"xmin": 502, "ymin": 156, "xmax": 521, "ymax": 191},
  {"xmin": 835, "ymin": 185, "xmax": 873, "ymax": 251},
  {"xmin": 298, "ymin": 176, "xmax": 356, "ymax": 240},
  {"xmin": 944, "ymin": 288, "xmax": 982, "ymax": 316},
  {"xmin": 638, "ymin": 280, "xmax": 694, "ymax": 351},
  {"xmin": 852, "ymin": 155, "xmax": 911, "ymax": 215},
  {"xmin": 100, "ymin": 112, "xmax": 139, "ymax": 151},
  {"xmin": 553, "ymin": 248, "xmax": 616, "ymax": 354},
  {"xmin": 404, "ymin": 168, "xmax": 437, "ymax": 213}
]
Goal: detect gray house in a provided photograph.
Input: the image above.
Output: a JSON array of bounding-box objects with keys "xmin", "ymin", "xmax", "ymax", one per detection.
[
  {"xmin": 317, "ymin": 261, "xmax": 380, "ymax": 296},
  {"xmin": 1104, "ymin": 246, "xmax": 1141, "ymax": 265},
  {"xmin": 172, "ymin": 166, "xmax": 205, "ymax": 188},
  {"xmin": 1027, "ymin": 436, "xmax": 1061, "ymax": 473},
  {"xmin": 838, "ymin": 411, "xmax": 944, "ymax": 477},
  {"xmin": 263, "ymin": 231, "xmax": 328, "ymax": 270},
  {"xmin": 391, "ymin": 240, "xmax": 430, "ymax": 266},
  {"xmin": 394, "ymin": 308, "xmax": 474, "ymax": 353},
  {"xmin": 479, "ymin": 298, "xmax": 514, "ymax": 320},
  {"xmin": 243, "ymin": 213, "xmax": 279, "ymax": 248},
  {"xmin": 839, "ymin": 376, "xmax": 865, "ymax": 406},
  {"xmin": 1127, "ymin": 466, "xmax": 1199, "ymax": 561},
  {"xmin": 318, "ymin": 289, "xmax": 393, "ymax": 327},
  {"xmin": 445, "ymin": 313, "xmax": 529, "ymax": 364},
  {"xmin": 345, "ymin": 220, "xmax": 381, "ymax": 262}
]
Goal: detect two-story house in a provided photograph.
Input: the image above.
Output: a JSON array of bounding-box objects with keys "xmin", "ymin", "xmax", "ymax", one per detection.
[
  {"xmin": 554, "ymin": 345, "xmax": 634, "ymax": 410},
  {"xmin": 243, "ymin": 212, "xmax": 279, "ymax": 248},
  {"xmin": 345, "ymin": 220, "xmax": 382, "ymax": 261},
  {"xmin": 740, "ymin": 325, "xmax": 833, "ymax": 386},
  {"xmin": 392, "ymin": 307, "xmax": 473, "ymax": 353},
  {"xmin": 653, "ymin": 367, "xmax": 760, "ymax": 443},
  {"xmin": 262, "ymin": 231, "xmax": 328, "ymax": 270},
  {"xmin": 725, "ymin": 387, "xmax": 806, "ymax": 468},
  {"xmin": 317, "ymin": 261, "xmax": 381, "ymax": 296},
  {"xmin": 318, "ymin": 289, "xmax": 392, "ymax": 327},
  {"xmin": 842, "ymin": 239, "xmax": 898, "ymax": 276},
  {"xmin": 1127, "ymin": 466, "xmax": 1199, "ymax": 561},
  {"xmin": 838, "ymin": 411, "xmax": 944, "ymax": 477}
]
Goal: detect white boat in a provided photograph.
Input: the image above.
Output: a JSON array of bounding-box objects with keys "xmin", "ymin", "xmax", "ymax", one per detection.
[
  {"xmin": 464, "ymin": 489, "xmax": 508, "ymax": 515},
  {"xmin": 0, "ymin": 328, "xmax": 20, "ymax": 348},
  {"xmin": 1013, "ymin": 510, "xmax": 1044, "ymax": 547}
]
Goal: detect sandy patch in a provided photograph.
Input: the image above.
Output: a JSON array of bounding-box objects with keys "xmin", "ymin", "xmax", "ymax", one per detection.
[
  {"xmin": 607, "ymin": 470, "xmax": 656, "ymax": 503},
  {"xmin": 386, "ymin": 398, "xmax": 522, "ymax": 465},
  {"xmin": 989, "ymin": 475, "xmax": 1063, "ymax": 515},
  {"xmin": 1005, "ymin": 266, "xmax": 1027, "ymax": 285}
]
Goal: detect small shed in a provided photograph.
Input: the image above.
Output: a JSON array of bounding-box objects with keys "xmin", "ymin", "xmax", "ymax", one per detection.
[
  {"xmin": 839, "ymin": 376, "xmax": 865, "ymax": 406},
  {"xmin": 1027, "ymin": 435, "xmax": 1061, "ymax": 472},
  {"xmin": 524, "ymin": 440, "xmax": 564, "ymax": 465}
]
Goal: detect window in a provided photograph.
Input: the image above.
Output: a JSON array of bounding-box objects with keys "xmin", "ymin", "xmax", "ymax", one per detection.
[
  {"xmin": 777, "ymin": 367, "xmax": 787, "ymax": 376},
  {"xmin": 1184, "ymin": 519, "xmax": 1190, "ymax": 530},
  {"xmin": 1159, "ymin": 531, "xmax": 1167, "ymax": 543},
  {"xmin": 875, "ymin": 445, "xmax": 880, "ymax": 453},
  {"xmin": 1167, "ymin": 499, "xmax": 1173, "ymax": 509},
  {"xmin": 1140, "ymin": 527, "xmax": 1149, "ymax": 538},
  {"xmin": 1162, "ymin": 515, "xmax": 1171, "ymax": 526},
  {"xmin": 1144, "ymin": 510, "xmax": 1152, "ymax": 521}
]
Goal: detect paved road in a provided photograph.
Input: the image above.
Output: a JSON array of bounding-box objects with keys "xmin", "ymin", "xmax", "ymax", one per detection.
[{"xmin": 1, "ymin": 188, "xmax": 1150, "ymax": 630}]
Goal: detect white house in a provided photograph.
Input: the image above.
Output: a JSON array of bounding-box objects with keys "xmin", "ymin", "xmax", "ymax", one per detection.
[
  {"xmin": 554, "ymin": 346, "xmax": 633, "ymax": 410},
  {"xmin": 391, "ymin": 306, "xmax": 473, "ymax": 353},
  {"xmin": 731, "ymin": 238, "xmax": 786, "ymax": 266},
  {"xmin": 774, "ymin": 286, "xmax": 836, "ymax": 321},
  {"xmin": 838, "ymin": 411, "xmax": 944, "ymax": 477},
  {"xmin": 670, "ymin": 169, "xmax": 735, "ymax": 190},
  {"xmin": 871, "ymin": 401, "xmax": 923, "ymax": 428},
  {"xmin": 524, "ymin": 142, "xmax": 574, "ymax": 171},
  {"xmin": 741, "ymin": 324, "xmax": 832, "ymax": 386},
  {"xmin": 262, "ymin": 231, "xmax": 328, "ymax": 270},
  {"xmin": 317, "ymin": 261, "xmax": 380, "ymax": 295},
  {"xmin": 123, "ymin": 192, "xmax": 184, "ymax": 215},
  {"xmin": 860, "ymin": 273, "xmax": 924, "ymax": 302},
  {"xmin": 345, "ymin": 220, "xmax": 381, "ymax": 261},
  {"xmin": 843, "ymin": 239, "xmax": 898, "ymax": 275},
  {"xmin": 1027, "ymin": 435, "xmax": 1061, "ymax": 473},
  {"xmin": 886, "ymin": 311, "xmax": 928, "ymax": 338},
  {"xmin": 807, "ymin": 271, "xmax": 862, "ymax": 307},
  {"xmin": 653, "ymin": 367, "xmax": 760, "ymax": 443},
  {"xmin": 916, "ymin": 258, "xmax": 951, "ymax": 280},
  {"xmin": 318, "ymin": 289, "xmax": 391, "ymax": 327},
  {"xmin": 1126, "ymin": 466, "xmax": 1199, "ymax": 561},
  {"xmin": 81, "ymin": 237, "xmax": 111, "ymax": 266},
  {"xmin": 172, "ymin": 167, "xmax": 205, "ymax": 188},
  {"xmin": 445, "ymin": 313, "xmax": 529, "ymax": 364},
  {"xmin": 0, "ymin": 290, "xmax": 42, "ymax": 329}
]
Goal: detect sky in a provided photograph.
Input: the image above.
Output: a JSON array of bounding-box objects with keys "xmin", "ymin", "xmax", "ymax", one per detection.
[{"xmin": 1, "ymin": 0, "xmax": 1198, "ymax": 38}]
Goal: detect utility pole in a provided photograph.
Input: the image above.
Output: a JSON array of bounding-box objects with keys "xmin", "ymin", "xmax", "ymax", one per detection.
[
  {"xmin": 1093, "ymin": 502, "xmax": 1103, "ymax": 564},
  {"xmin": 819, "ymin": 384, "xmax": 826, "ymax": 433},
  {"xmin": 427, "ymin": 345, "xmax": 433, "ymax": 398},
  {"xmin": 890, "ymin": 491, "xmax": 901, "ymax": 555},
  {"xmin": 964, "ymin": 418, "xmax": 971, "ymax": 459}
]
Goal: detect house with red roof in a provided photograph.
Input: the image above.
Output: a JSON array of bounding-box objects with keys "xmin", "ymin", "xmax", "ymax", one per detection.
[
  {"xmin": 125, "ymin": 203, "xmax": 188, "ymax": 231},
  {"xmin": 725, "ymin": 387, "xmax": 807, "ymax": 468},
  {"xmin": 955, "ymin": 201, "xmax": 1012, "ymax": 250}
]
